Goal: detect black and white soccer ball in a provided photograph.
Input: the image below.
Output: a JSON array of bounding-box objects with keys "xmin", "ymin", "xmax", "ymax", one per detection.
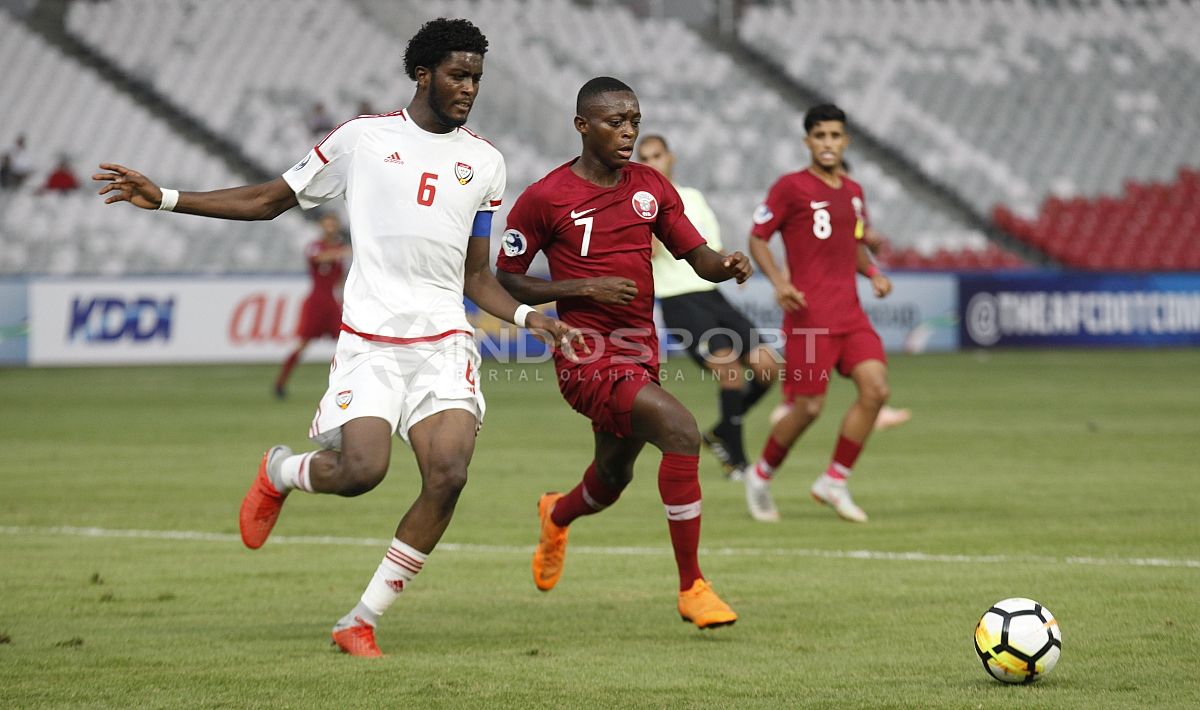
[{"xmin": 973, "ymin": 597, "xmax": 1062, "ymax": 684}]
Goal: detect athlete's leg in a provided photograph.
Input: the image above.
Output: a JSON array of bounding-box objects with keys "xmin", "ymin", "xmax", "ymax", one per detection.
[
  {"xmin": 742, "ymin": 344, "xmax": 777, "ymax": 411},
  {"xmin": 333, "ymin": 408, "xmax": 478, "ymax": 655},
  {"xmin": 396, "ymin": 408, "xmax": 478, "ymax": 551},
  {"xmin": 700, "ymin": 347, "xmax": 749, "ymax": 473},
  {"xmin": 533, "ymin": 430, "xmax": 642, "ymax": 592},
  {"xmin": 754, "ymin": 393, "xmax": 824, "ymax": 475},
  {"xmin": 810, "ymin": 359, "xmax": 889, "ymax": 523},
  {"xmin": 840, "ymin": 359, "xmax": 890, "ymax": 446},
  {"xmin": 551, "ymin": 431, "xmax": 643, "ymax": 527},
  {"xmin": 743, "ymin": 331, "xmax": 834, "ymax": 521},
  {"xmin": 274, "ymin": 337, "xmax": 312, "ymax": 398},
  {"xmin": 629, "ymin": 384, "xmax": 704, "ymax": 588},
  {"xmin": 240, "ymin": 416, "xmax": 393, "ymax": 549},
  {"xmin": 303, "ymin": 416, "xmax": 394, "ymax": 496},
  {"xmin": 631, "ymin": 384, "xmax": 736, "ymax": 627},
  {"xmin": 750, "ymin": 330, "xmax": 835, "ymax": 481}
]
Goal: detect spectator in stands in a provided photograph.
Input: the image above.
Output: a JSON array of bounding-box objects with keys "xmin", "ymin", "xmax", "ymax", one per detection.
[
  {"xmin": 0, "ymin": 154, "xmax": 17, "ymax": 190},
  {"xmin": 42, "ymin": 156, "xmax": 80, "ymax": 193},
  {"xmin": 305, "ymin": 102, "xmax": 335, "ymax": 138},
  {"xmin": 5, "ymin": 135, "xmax": 33, "ymax": 188},
  {"xmin": 637, "ymin": 133, "xmax": 775, "ymax": 480}
]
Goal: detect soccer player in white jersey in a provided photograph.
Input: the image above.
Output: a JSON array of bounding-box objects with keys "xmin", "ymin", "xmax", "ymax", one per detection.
[{"xmin": 93, "ymin": 18, "xmax": 582, "ymax": 658}]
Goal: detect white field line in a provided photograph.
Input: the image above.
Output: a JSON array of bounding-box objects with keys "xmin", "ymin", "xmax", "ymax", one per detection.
[{"xmin": 2, "ymin": 525, "xmax": 1198, "ymax": 570}]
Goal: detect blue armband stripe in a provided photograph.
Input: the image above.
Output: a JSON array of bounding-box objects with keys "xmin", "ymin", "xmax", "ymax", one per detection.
[{"xmin": 471, "ymin": 211, "xmax": 493, "ymax": 238}]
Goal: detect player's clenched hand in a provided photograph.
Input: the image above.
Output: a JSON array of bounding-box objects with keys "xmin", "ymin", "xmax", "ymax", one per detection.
[
  {"xmin": 775, "ymin": 283, "xmax": 807, "ymax": 312},
  {"xmin": 527, "ymin": 312, "xmax": 590, "ymax": 363},
  {"xmin": 871, "ymin": 273, "xmax": 892, "ymax": 298},
  {"xmin": 583, "ymin": 277, "xmax": 637, "ymax": 305},
  {"xmin": 93, "ymin": 163, "xmax": 165, "ymax": 210},
  {"xmin": 722, "ymin": 251, "xmax": 753, "ymax": 283}
]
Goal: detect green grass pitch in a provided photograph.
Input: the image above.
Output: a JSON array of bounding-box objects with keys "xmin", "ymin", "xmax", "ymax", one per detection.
[{"xmin": 1, "ymin": 349, "xmax": 1198, "ymax": 708}]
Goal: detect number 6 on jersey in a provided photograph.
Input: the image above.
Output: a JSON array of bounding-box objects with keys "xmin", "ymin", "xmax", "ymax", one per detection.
[{"xmin": 418, "ymin": 172, "xmax": 438, "ymax": 206}]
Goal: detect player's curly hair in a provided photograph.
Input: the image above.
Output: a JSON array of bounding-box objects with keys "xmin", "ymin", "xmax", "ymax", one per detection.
[
  {"xmin": 403, "ymin": 18, "xmax": 489, "ymax": 80},
  {"xmin": 804, "ymin": 103, "xmax": 848, "ymax": 133}
]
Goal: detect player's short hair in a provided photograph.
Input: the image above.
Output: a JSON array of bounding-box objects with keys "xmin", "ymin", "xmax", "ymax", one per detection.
[
  {"xmin": 804, "ymin": 103, "xmax": 848, "ymax": 133},
  {"xmin": 576, "ymin": 76, "xmax": 635, "ymax": 115},
  {"xmin": 639, "ymin": 134, "xmax": 668, "ymax": 152},
  {"xmin": 403, "ymin": 18, "xmax": 488, "ymax": 80}
]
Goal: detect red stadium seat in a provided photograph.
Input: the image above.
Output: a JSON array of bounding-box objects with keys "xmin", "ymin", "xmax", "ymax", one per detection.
[{"xmin": 997, "ymin": 169, "xmax": 1200, "ymax": 271}]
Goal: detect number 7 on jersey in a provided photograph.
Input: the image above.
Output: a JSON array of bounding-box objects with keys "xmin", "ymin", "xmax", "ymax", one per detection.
[{"xmin": 574, "ymin": 215, "xmax": 593, "ymax": 256}]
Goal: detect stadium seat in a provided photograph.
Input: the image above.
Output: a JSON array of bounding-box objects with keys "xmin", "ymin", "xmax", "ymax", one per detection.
[
  {"xmin": 0, "ymin": 17, "xmax": 310, "ymax": 276},
  {"xmin": 63, "ymin": 0, "xmax": 992, "ymax": 260},
  {"xmin": 741, "ymin": 0, "xmax": 1200, "ymax": 256}
]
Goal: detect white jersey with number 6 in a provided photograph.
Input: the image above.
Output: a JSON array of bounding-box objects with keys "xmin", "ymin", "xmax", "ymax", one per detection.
[{"xmin": 282, "ymin": 110, "xmax": 505, "ymax": 342}]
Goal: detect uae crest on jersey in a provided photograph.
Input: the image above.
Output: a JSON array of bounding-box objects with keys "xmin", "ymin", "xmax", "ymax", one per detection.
[
  {"xmin": 336, "ymin": 390, "xmax": 353, "ymax": 410},
  {"xmin": 455, "ymin": 161, "xmax": 474, "ymax": 185},
  {"xmin": 632, "ymin": 190, "xmax": 658, "ymax": 220}
]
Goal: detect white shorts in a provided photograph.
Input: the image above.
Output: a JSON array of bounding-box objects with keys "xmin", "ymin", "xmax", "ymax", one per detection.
[{"xmin": 308, "ymin": 330, "xmax": 485, "ymax": 448}]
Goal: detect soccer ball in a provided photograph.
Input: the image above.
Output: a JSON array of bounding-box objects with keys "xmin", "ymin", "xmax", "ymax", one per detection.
[{"xmin": 973, "ymin": 597, "xmax": 1062, "ymax": 684}]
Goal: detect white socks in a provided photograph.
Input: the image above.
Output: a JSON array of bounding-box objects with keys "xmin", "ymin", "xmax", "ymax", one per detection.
[
  {"xmin": 339, "ymin": 539, "xmax": 427, "ymax": 629},
  {"xmin": 276, "ymin": 452, "xmax": 317, "ymax": 493}
]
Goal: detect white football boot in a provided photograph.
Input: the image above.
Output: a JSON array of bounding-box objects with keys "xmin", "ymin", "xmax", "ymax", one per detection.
[{"xmin": 810, "ymin": 474, "xmax": 868, "ymax": 523}]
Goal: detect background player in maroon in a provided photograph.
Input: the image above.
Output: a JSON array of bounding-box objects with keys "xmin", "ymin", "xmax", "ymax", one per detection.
[
  {"xmin": 274, "ymin": 212, "xmax": 350, "ymax": 399},
  {"xmin": 495, "ymin": 77, "xmax": 750, "ymax": 629},
  {"xmin": 745, "ymin": 104, "xmax": 893, "ymax": 524}
]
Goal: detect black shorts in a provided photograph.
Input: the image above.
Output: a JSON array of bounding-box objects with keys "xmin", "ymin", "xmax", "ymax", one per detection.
[{"xmin": 659, "ymin": 289, "xmax": 758, "ymax": 366}]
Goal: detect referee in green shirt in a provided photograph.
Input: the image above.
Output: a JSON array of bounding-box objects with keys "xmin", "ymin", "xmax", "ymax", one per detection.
[{"xmin": 639, "ymin": 135, "xmax": 775, "ymax": 479}]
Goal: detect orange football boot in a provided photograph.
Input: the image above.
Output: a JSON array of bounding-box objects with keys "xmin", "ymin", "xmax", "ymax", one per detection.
[
  {"xmin": 531, "ymin": 492, "xmax": 568, "ymax": 591},
  {"xmin": 678, "ymin": 579, "xmax": 738, "ymax": 629},
  {"xmin": 238, "ymin": 446, "xmax": 290, "ymax": 549},
  {"xmin": 331, "ymin": 617, "xmax": 383, "ymax": 658}
]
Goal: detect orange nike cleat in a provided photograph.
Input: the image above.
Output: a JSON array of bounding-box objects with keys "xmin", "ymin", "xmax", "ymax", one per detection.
[
  {"xmin": 331, "ymin": 617, "xmax": 383, "ymax": 658},
  {"xmin": 238, "ymin": 446, "xmax": 290, "ymax": 549},
  {"xmin": 531, "ymin": 492, "xmax": 568, "ymax": 592},
  {"xmin": 678, "ymin": 579, "xmax": 738, "ymax": 629}
]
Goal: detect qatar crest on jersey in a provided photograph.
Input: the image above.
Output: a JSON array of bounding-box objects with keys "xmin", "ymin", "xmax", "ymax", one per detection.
[
  {"xmin": 631, "ymin": 190, "xmax": 658, "ymax": 220},
  {"xmin": 455, "ymin": 161, "xmax": 474, "ymax": 185},
  {"xmin": 502, "ymin": 229, "xmax": 527, "ymax": 257}
]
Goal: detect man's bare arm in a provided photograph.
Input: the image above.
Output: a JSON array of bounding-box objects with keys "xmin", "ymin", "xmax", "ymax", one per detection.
[{"xmin": 94, "ymin": 163, "xmax": 297, "ymax": 221}]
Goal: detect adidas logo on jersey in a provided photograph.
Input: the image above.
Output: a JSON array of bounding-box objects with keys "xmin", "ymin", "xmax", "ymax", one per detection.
[{"xmin": 383, "ymin": 152, "xmax": 404, "ymax": 164}]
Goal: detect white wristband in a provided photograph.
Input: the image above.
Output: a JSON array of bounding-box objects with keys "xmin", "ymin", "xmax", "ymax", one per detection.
[
  {"xmin": 157, "ymin": 188, "xmax": 179, "ymax": 212},
  {"xmin": 513, "ymin": 304, "xmax": 535, "ymax": 328}
]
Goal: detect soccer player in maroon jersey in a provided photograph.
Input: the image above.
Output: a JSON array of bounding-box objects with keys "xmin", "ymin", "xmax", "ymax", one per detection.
[
  {"xmin": 274, "ymin": 213, "xmax": 350, "ymax": 399},
  {"xmin": 496, "ymin": 77, "xmax": 751, "ymax": 629},
  {"xmin": 745, "ymin": 104, "xmax": 893, "ymax": 524},
  {"xmin": 767, "ymin": 158, "xmax": 912, "ymax": 432}
]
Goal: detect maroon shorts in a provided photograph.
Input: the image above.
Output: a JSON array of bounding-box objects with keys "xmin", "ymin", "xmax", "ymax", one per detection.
[
  {"xmin": 297, "ymin": 296, "xmax": 341, "ymax": 340},
  {"xmin": 556, "ymin": 359, "xmax": 659, "ymax": 437},
  {"xmin": 781, "ymin": 323, "xmax": 885, "ymax": 399}
]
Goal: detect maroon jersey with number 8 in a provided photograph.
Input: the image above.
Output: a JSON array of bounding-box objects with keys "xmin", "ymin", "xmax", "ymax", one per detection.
[{"xmin": 751, "ymin": 169, "xmax": 870, "ymax": 334}]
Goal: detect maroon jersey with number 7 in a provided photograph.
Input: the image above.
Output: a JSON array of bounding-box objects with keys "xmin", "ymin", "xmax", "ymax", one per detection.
[{"xmin": 497, "ymin": 160, "xmax": 706, "ymax": 368}]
